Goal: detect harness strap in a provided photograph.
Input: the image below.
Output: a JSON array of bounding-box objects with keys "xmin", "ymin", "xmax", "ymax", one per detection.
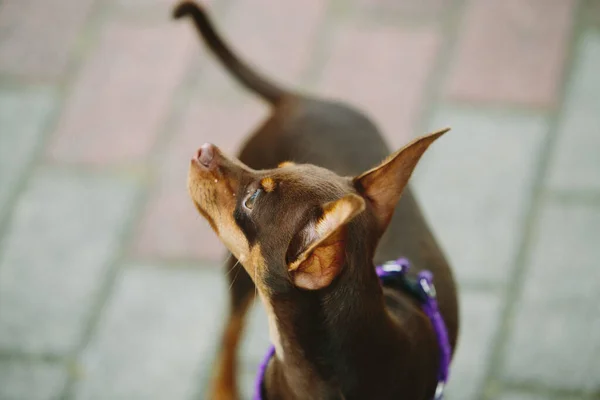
[
  {"xmin": 376, "ymin": 258, "xmax": 451, "ymax": 400},
  {"xmin": 254, "ymin": 346, "xmax": 275, "ymax": 400}
]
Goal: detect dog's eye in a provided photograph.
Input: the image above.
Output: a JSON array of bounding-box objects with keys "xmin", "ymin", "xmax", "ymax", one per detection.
[{"xmin": 244, "ymin": 188, "xmax": 262, "ymax": 210}]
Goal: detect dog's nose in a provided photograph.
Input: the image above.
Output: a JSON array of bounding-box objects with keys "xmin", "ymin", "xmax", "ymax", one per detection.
[{"xmin": 196, "ymin": 143, "xmax": 215, "ymax": 167}]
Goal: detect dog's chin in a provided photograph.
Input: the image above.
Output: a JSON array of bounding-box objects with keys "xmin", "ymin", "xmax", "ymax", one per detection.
[
  {"xmin": 187, "ymin": 171, "xmax": 220, "ymax": 235},
  {"xmin": 188, "ymin": 162, "xmax": 213, "ymax": 199},
  {"xmin": 192, "ymin": 199, "xmax": 219, "ymax": 233}
]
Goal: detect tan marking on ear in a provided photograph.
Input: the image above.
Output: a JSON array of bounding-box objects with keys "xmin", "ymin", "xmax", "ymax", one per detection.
[
  {"xmin": 260, "ymin": 177, "xmax": 276, "ymax": 192},
  {"xmin": 277, "ymin": 161, "xmax": 295, "ymax": 168},
  {"xmin": 292, "ymin": 230, "xmax": 346, "ymax": 290},
  {"xmin": 288, "ymin": 194, "xmax": 365, "ymax": 272},
  {"xmin": 314, "ymin": 200, "xmax": 355, "ymax": 237}
]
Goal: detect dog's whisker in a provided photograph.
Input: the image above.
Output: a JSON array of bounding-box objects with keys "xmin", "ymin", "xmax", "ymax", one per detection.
[
  {"xmin": 254, "ymin": 263, "xmax": 258, "ymax": 300},
  {"xmin": 226, "ymin": 259, "xmax": 240, "ymax": 276},
  {"xmin": 227, "ymin": 263, "xmax": 242, "ymax": 292},
  {"xmin": 221, "ymin": 253, "xmax": 233, "ymax": 268}
]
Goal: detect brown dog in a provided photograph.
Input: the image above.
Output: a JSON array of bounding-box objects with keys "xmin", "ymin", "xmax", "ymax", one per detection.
[{"xmin": 174, "ymin": 2, "xmax": 459, "ymax": 399}]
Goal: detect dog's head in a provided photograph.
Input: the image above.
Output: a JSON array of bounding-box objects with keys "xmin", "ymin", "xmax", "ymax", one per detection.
[{"xmin": 188, "ymin": 129, "xmax": 448, "ymax": 292}]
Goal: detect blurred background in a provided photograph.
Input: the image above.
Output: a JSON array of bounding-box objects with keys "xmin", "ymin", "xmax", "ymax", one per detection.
[{"xmin": 1, "ymin": 0, "xmax": 599, "ymax": 399}]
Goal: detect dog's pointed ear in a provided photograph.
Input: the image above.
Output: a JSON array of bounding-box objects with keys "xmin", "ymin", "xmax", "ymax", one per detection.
[
  {"xmin": 286, "ymin": 194, "xmax": 365, "ymax": 290},
  {"xmin": 354, "ymin": 128, "xmax": 449, "ymax": 232}
]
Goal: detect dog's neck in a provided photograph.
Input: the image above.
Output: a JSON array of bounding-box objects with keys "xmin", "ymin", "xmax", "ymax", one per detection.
[{"xmin": 261, "ymin": 253, "xmax": 436, "ymax": 399}]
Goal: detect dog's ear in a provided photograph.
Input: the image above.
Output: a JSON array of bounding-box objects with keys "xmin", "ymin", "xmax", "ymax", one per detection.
[
  {"xmin": 287, "ymin": 194, "xmax": 365, "ymax": 290},
  {"xmin": 354, "ymin": 128, "xmax": 449, "ymax": 233}
]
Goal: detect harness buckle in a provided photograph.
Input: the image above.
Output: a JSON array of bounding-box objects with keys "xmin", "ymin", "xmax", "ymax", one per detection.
[
  {"xmin": 418, "ymin": 271, "xmax": 437, "ymax": 299},
  {"xmin": 381, "ymin": 257, "xmax": 411, "ymax": 274},
  {"xmin": 381, "ymin": 261, "xmax": 404, "ymax": 274}
]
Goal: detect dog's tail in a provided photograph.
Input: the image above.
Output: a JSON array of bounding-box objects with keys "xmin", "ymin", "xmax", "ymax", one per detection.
[{"xmin": 173, "ymin": 1, "xmax": 286, "ymax": 105}]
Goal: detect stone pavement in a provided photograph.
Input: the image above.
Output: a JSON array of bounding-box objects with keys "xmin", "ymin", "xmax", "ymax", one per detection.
[{"xmin": 0, "ymin": 0, "xmax": 599, "ymax": 399}]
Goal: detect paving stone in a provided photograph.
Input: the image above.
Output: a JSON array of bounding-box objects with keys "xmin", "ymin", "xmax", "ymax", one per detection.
[
  {"xmin": 413, "ymin": 107, "xmax": 547, "ymax": 286},
  {"xmin": 446, "ymin": 0, "xmax": 576, "ymax": 107},
  {"xmin": 584, "ymin": 0, "xmax": 600, "ymax": 28},
  {"xmin": 133, "ymin": 100, "xmax": 266, "ymax": 262},
  {"xmin": 0, "ymin": 88, "xmax": 56, "ymax": 216},
  {"xmin": 497, "ymin": 392, "xmax": 565, "ymax": 400},
  {"xmin": 74, "ymin": 264, "xmax": 226, "ymax": 400},
  {"xmin": 317, "ymin": 25, "xmax": 440, "ymax": 149},
  {"xmin": 115, "ymin": 0, "xmax": 195, "ymax": 11},
  {"xmin": 48, "ymin": 22, "xmax": 194, "ymax": 165},
  {"xmin": 0, "ymin": 360, "xmax": 67, "ymax": 400},
  {"xmin": 115, "ymin": 0, "xmax": 175, "ymax": 6},
  {"xmin": 355, "ymin": 0, "xmax": 452, "ymax": 21},
  {"xmin": 501, "ymin": 201, "xmax": 600, "ymax": 392},
  {"xmin": 114, "ymin": 0, "xmax": 218, "ymax": 18},
  {"xmin": 547, "ymin": 31, "xmax": 600, "ymax": 192},
  {"xmin": 0, "ymin": 0, "xmax": 96, "ymax": 80},
  {"xmin": 444, "ymin": 290, "xmax": 503, "ymax": 400},
  {"xmin": 0, "ymin": 170, "xmax": 139, "ymax": 355},
  {"xmin": 195, "ymin": 295, "xmax": 270, "ymax": 400},
  {"xmin": 134, "ymin": 186, "xmax": 225, "ymax": 262},
  {"xmin": 196, "ymin": 0, "xmax": 326, "ymax": 102}
]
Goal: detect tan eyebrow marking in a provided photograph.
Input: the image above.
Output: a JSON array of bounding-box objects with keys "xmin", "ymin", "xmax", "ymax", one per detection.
[
  {"xmin": 277, "ymin": 161, "xmax": 295, "ymax": 168},
  {"xmin": 260, "ymin": 177, "xmax": 276, "ymax": 192}
]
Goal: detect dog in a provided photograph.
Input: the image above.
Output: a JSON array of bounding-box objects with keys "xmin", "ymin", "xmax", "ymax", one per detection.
[{"xmin": 174, "ymin": 2, "xmax": 459, "ymax": 399}]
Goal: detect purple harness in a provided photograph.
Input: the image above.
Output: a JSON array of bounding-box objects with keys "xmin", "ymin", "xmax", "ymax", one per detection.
[{"xmin": 253, "ymin": 258, "xmax": 452, "ymax": 400}]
